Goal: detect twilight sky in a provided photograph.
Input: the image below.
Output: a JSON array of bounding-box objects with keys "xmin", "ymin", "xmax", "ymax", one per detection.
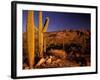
[{"xmin": 23, "ymin": 10, "xmax": 90, "ymax": 32}]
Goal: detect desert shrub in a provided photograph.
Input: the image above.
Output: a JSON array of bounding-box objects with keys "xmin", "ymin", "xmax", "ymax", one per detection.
[
  {"xmin": 64, "ymin": 43, "xmax": 82, "ymax": 53},
  {"xmin": 46, "ymin": 44, "xmax": 63, "ymax": 52},
  {"xmin": 75, "ymin": 56, "xmax": 87, "ymax": 66},
  {"xmin": 46, "ymin": 44, "xmax": 63, "ymax": 50}
]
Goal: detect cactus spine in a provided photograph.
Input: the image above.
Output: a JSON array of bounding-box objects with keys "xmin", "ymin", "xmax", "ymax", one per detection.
[
  {"xmin": 26, "ymin": 11, "xmax": 35, "ymax": 68},
  {"xmin": 38, "ymin": 11, "xmax": 49, "ymax": 58}
]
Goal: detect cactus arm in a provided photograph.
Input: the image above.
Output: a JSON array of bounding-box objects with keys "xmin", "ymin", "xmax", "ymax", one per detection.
[
  {"xmin": 26, "ymin": 10, "xmax": 35, "ymax": 68},
  {"xmin": 42, "ymin": 17, "xmax": 49, "ymax": 32},
  {"xmin": 38, "ymin": 11, "xmax": 43, "ymax": 31}
]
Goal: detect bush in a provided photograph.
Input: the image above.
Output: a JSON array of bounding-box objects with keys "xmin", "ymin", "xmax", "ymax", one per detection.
[{"xmin": 46, "ymin": 44, "xmax": 63, "ymax": 52}]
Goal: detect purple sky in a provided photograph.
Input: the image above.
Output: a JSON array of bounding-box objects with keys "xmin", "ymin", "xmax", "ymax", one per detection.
[{"xmin": 23, "ymin": 10, "xmax": 90, "ymax": 32}]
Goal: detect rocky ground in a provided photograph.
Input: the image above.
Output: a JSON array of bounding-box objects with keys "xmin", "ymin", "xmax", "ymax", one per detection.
[
  {"xmin": 23, "ymin": 49, "xmax": 90, "ymax": 69},
  {"xmin": 35, "ymin": 55, "xmax": 80, "ymax": 69}
]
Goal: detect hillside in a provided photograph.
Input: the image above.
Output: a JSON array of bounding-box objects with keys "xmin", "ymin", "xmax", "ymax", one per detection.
[{"xmin": 23, "ymin": 29, "xmax": 91, "ymax": 69}]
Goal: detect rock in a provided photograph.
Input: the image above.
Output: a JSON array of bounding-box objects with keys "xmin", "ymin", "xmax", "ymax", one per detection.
[
  {"xmin": 23, "ymin": 63, "xmax": 29, "ymax": 69},
  {"xmin": 56, "ymin": 59, "xmax": 61, "ymax": 63},
  {"xmin": 25, "ymin": 67, "xmax": 30, "ymax": 69},
  {"xmin": 46, "ymin": 58, "xmax": 52, "ymax": 64},
  {"xmin": 47, "ymin": 49, "xmax": 67, "ymax": 59},
  {"xmin": 35, "ymin": 58, "xmax": 46, "ymax": 67}
]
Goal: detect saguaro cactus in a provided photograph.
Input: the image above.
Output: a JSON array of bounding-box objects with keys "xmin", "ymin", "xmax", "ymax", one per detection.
[
  {"xmin": 26, "ymin": 10, "xmax": 35, "ymax": 68},
  {"xmin": 26, "ymin": 11, "xmax": 49, "ymax": 68},
  {"xmin": 38, "ymin": 11, "xmax": 49, "ymax": 58}
]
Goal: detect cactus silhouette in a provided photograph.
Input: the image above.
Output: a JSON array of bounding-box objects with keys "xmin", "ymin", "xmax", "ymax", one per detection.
[
  {"xmin": 26, "ymin": 11, "xmax": 35, "ymax": 68},
  {"xmin": 26, "ymin": 11, "xmax": 49, "ymax": 68},
  {"xmin": 38, "ymin": 11, "xmax": 49, "ymax": 58}
]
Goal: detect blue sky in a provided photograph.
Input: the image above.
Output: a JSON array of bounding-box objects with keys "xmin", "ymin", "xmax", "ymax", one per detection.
[{"xmin": 23, "ymin": 10, "xmax": 90, "ymax": 32}]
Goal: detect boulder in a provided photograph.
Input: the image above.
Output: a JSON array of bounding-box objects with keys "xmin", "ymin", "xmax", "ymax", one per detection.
[{"xmin": 47, "ymin": 49, "xmax": 67, "ymax": 59}]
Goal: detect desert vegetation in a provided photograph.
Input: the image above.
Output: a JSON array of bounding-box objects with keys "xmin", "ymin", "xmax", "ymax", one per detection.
[{"xmin": 23, "ymin": 10, "xmax": 91, "ymax": 69}]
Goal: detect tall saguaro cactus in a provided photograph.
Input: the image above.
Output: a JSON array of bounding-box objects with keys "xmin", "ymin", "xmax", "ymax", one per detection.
[
  {"xmin": 38, "ymin": 11, "xmax": 49, "ymax": 58},
  {"xmin": 26, "ymin": 11, "xmax": 35, "ymax": 68},
  {"xmin": 26, "ymin": 11, "xmax": 49, "ymax": 68}
]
